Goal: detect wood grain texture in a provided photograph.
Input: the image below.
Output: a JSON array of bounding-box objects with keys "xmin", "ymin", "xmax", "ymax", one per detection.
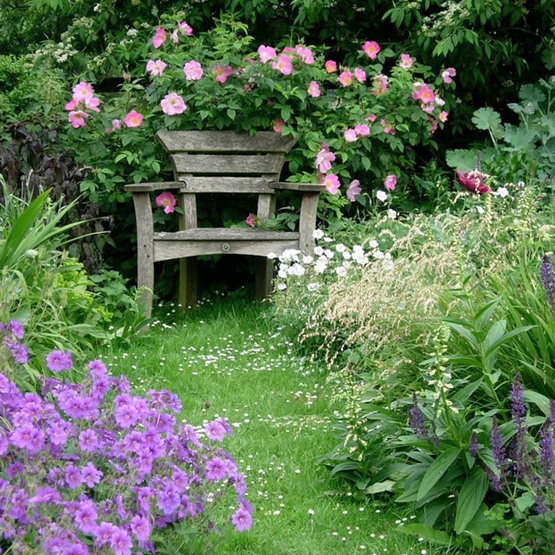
[
  {"xmin": 157, "ymin": 130, "xmax": 297, "ymax": 153},
  {"xmin": 171, "ymin": 153, "xmax": 285, "ymax": 175}
]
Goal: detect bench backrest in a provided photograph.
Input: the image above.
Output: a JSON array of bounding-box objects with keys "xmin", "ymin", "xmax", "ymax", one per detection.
[{"xmin": 156, "ymin": 130, "xmax": 297, "ymax": 194}]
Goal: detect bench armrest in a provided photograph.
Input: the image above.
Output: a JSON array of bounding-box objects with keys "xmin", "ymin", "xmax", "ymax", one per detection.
[
  {"xmin": 124, "ymin": 181, "xmax": 184, "ymax": 193},
  {"xmin": 269, "ymin": 181, "xmax": 326, "ymax": 192}
]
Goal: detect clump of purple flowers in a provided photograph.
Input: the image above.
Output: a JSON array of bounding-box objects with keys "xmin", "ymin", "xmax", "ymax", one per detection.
[
  {"xmin": 488, "ymin": 373, "xmax": 555, "ymax": 515},
  {"xmin": 0, "ymin": 322, "xmax": 252, "ymax": 553},
  {"xmin": 1, "ymin": 320, "xmax": 29, "ymax": 368}
]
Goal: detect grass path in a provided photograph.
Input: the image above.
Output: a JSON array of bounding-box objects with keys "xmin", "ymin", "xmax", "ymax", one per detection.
[{"xmin": 102, "ymin": 297, "xmax": 431, "ymax": 555}]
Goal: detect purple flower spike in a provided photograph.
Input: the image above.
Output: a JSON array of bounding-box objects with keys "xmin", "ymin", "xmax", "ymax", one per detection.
[
  {"xmin": 489, "ymin": 416, "xmax": 506, "ymax": 491},
  {"xmin": 541, "ymin": 255, "xmax": 555, "ymax": 317},
  {"xmin": 469, "ymin": 432, "xmax": 479, "ymax": 458},
  {"xmin": 408, "ymin": 392, "xmax": 429, "ymax": 440}
]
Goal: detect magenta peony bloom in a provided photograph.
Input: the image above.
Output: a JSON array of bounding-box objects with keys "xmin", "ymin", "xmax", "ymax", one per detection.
[{"xmin": 456, "ymin": 170, "xmax": 491, "ymax": 194}]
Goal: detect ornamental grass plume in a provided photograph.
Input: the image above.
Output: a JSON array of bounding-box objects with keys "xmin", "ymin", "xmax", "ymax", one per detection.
[{"xmin": 0, "ymin": 322, "xmax": 252, "ymax": 553}]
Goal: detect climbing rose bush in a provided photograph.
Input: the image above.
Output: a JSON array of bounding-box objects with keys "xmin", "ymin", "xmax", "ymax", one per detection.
[
  {"xmin": 62, "ymin": 14, "xmax": 457, "ymax": 217},
  {"xmin": 0, "ymin": 323, "xmax": 252, "ymax": 553}
]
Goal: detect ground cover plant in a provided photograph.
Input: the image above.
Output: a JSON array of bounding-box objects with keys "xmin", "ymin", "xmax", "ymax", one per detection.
[{"xmin": 270, "ymin": 174, "xmax": 555, "ymax": 552}]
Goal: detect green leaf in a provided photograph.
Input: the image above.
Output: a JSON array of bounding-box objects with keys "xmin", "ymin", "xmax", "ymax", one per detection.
[
  {"xmin": 444, "ymin": 322, "xmax": 479, "ymax": 349},
  {"xmin": 472, "ymin": 107, "xmax": 502, "ymax": 132},
  {"xmin": 523, "ymin": 390, "xmax": 551, "ymax": 416},
  {"xmin": 485, "ymin": 325, "xmax": 534, "ymax": 357},
  {"xmin": 515, "ymin": 492, "xmax": 535, "ymax": 513},
  {"xmin": 330, "ymin": 461, "xmax": 360, "ymax": 476},
  {"xmin": 483, "ymin": 319, "xmax": 506, "ymax": 355},
  {"xmin": 445, "ymin": 149, "xmax": 477, "ymax": 171},
  {"xmin": 365, "ymin": 480, "xmax": 395, "ymax": 494},
  {"xmin": 417, "ymin": 447, "xmax": 461, "ymax": 502},
  {"xmin": 454, "ymin": 466, "xmax": 489, "ymax": 534},
  {"xmin": 393, "ymin": 523, "xmax": 454, "ymax": 545}
]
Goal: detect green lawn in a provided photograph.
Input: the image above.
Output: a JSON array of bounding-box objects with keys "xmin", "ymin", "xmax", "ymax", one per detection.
[{"xmin": 101, "ymin": 295, "xmax": 445, "ymax": 554}]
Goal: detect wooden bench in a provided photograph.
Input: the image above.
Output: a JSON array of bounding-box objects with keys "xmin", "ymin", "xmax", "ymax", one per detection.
[{"xmin": 124, "ymin": 130, "xmax": 325, "ymax": 316}]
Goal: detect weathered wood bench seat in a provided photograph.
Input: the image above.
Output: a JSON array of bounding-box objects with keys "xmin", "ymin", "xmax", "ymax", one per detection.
[{"xmin": 125, "ymin": 130, "xmax": 324, "ymax": 316}]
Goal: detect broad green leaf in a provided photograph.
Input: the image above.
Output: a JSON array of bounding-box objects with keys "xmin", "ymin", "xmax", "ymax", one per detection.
[
  {"xmin": 519, "ymin": 84, "xmax": 546, "ymax": 106},
  {"xmin": 452, "ymin": 378, "xmax": 483, "ymax": 403},
  {"xmin": 485, "ymin": 325, "xmax": 534, "ymax": 357},
  {"xmin": 483, "ymin": 319, "xmax": 506, "ymax": 355},
  {"xmin": 417, "ymin": 447, "xmax": 461, "ymax": 502},
  {"xmin": 475, "ymin": 298, "xmax": 500, "ymax": 330},
  {"xmin": 444, "ymin": 322, "xmax": 479, "ymax": 349},
  {"xmin": 365, "ymin": 480, "xmax": 395, "ymax": 494},
  {"xmin": 445, "ymin": 149, "xmax": 477, "ymax": 171},
  {"xmin": 330, "ymin": 461, "xmax": 360, "ymax": 476},
  {"xmin": 523, "ymin": 390, "xmax": 551, "ymax": 416},
  {"xmin": 472, "ymin": 107, "xmax": 502, "ymax": 132},
  {"xmin": 0, "ymin": 189, "xmax": 50, "ymax": 268},
  {"xmin": 454, "ymin": 466, "xmax": 489, "ymax": 534},
  {"xmin": 515, "ymin": 492, "xmax": 535, "ymax": 513}
]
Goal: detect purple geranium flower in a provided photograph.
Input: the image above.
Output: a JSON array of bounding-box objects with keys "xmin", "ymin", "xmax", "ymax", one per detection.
[
  {"xmin": 46, "ymin": 350, "xmax": 73, "ymax": 372},
  {"xmin": 231, "ymin": 507, "xmax": 253, "ymax": 531}
]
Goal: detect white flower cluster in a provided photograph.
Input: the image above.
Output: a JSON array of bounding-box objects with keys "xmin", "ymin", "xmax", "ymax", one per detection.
[{"xmin": 269, "ymin": 229, "xmax": 394, "ymax": 291}]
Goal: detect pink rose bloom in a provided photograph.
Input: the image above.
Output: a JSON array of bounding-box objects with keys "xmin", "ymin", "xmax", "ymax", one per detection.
[
  {"xmin": 155, "ymin": 191, "xmax": 177, "ymax": 214},
  {"xmin": 214, "ymin": 64, "xmax": 233, "ymax": 83},
  {"xmin": 442, "ymin": 67, "xmax": 456, "ymax": 84},
  {"xmin": 258, "ymin": 45, "xmax": 277, "ymax": 63},
  {"xmin": 399, "ymin": 54, "xmax": 413, "ymax": 69},
  {"xmin": 178, "ymin": 21, "xmax": 193, "ymax": 36},
  {"xmin": 354, "ymin": 124, "xmax": 370, "ymax": 137},
  {"xmin": 413, "ymin": 83, "xmax": 435, "ymax": 104},
  {"xmin": 160, "ymin": 93, "xmax": 187, "ymax": 115},
  {"xmin": 346, "ymin": 179, "xmax": 361, "ymax": 202},
  {"xmin": 124, "ymin": 110, "xmax": 143, "ymax": 128},
  {"xmin": 84, "ymin": 96, "xmax": 100, "ymax": 112},
  {"xmin": 428, "ymin": 116, "xmax": 438, "ymax": 134},
  {"xmin": 184, "ymin": 60, "xmax": 203, "ymax": 80},
  {"xmin": 384, "ymin": 174, "xmax": 397, "ymax": 191},
  {"xmin": 338, "ymin": 71, "xmax": 353, "ymax": 87},
  {"xmin": 273, "ymin": 119, "xmax": 285, "ymax": 134},
  {"xmin": 315, "ymin": 147, "xmax": 335, "ymax": 173},
  {"xmin": 438, "ymin": 110, "xmax": 448, "ymax": 123},
  {"xmin": 373, "ymin": 74, "xmax": 388, "ymax": 95},
  {"xmin": 272, "ymin": 54, "xmax": 293, "ymax": 75},
  {"xmin": 65, "ymin": 98, "xmax": 77, "ymax": 111},
  {"xmin": 68, "ymin": 110, "xmax": 88, "ymax": 128},
  {"xmin": 366, "ymin": 114, "xmax": 377, "ymax": 123},
  {"xmin": 362, "ymin": 40, "xmax": 380, "ymax": 59},
  {"xmin": 296, "ymin": 46, "xmax": 314, "ymax": 64},
  {"xmin": 344, "ymin": 128, "xmax": 357, "ymax": 143},
  {"xmin": 171, "ymin": 29, "xmax": 179, "ymax": 44},
  {"xmin": 152, "ymin": 27, "xmax": 167, "ymax": 49},
  {"xmin": 354, "ymin": 68, "xmax": 366, "ymax": 83},
  {"xmin": 307, "ymin": 80, "xmax": 321, "ymax": 98},
  {"xmin": 72, "ymin": 81, "xmax": 94, "ymax": 102},
  {"xmin": 146, "ymin": 60, "xmax": 167, "ymax": 77},
  {"xmin": 325, "ymin": 60, "xmax": 337, "ymax": 73},
  {"xmin": 421, "ymin": 103, "xmax": 435, "ymax": 114},
  {"xmin": 112, "ymin": 119, "xmax": 121, "ymax": 129},
  {"xmin": 322, "ymin": 173, "xmax": 340, "ymax": 195},
  {"xmin": 245, "ymin": 213, "xmax": 258, "ymax": 228}
]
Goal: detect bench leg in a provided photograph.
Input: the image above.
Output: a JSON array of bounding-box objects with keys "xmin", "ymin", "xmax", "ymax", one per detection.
[
  {"xmin": 179, "ymin": 258, "xmax": 198, "ymax": 308},
  {"xmin": 254, "ymin": 257, "xmax": 274, "ymax": 301},
  {"xmin": 137, "ymin": 250, "xmax": 154, "ymax": 319}
]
